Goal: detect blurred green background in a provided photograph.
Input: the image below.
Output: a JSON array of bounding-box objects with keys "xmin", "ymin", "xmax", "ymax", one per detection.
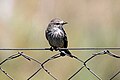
[{"xmin": 0, "ymin": 0, "xmax": 120, "ymax": 80}]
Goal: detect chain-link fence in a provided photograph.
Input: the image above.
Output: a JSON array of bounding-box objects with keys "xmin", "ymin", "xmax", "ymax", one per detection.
[{"xmin": 0, "ymin": 48, "xmax": 120, "ymax": 80}]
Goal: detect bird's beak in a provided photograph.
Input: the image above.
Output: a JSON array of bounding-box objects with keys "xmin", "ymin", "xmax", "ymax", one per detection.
[{"xmin": 63, "ymin": 22, "xmax": 68, "ymax": 25}]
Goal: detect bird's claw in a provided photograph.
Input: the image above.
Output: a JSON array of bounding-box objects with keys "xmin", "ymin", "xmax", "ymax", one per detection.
[{"xmin": 50, "ymin": 47, "xmax": 54, "ymax": 51}]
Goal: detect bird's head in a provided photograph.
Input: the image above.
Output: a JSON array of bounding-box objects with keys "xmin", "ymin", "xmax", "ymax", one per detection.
[{"xmin": 50, "ymin": 18, "xmax": 67, "ymax": 28}]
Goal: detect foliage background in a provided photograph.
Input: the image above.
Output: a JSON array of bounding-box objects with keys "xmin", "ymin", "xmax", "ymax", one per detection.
[{"xmin": 0, "ymin": 0, "xmax": 120, "ymax": 80}]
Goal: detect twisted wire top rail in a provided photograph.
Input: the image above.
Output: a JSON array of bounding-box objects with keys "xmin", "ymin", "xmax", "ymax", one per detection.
[{"xmin": 0, "ymin": 47, "xmax": 120, "ymax": 50}]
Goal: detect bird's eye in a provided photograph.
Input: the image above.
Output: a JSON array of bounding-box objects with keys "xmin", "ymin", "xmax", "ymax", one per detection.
[{"xmin": 55, "ymin": 23, "xmax": 60, "ymax": 25}]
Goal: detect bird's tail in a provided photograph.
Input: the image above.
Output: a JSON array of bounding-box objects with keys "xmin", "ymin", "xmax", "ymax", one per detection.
[{"xmin": 59, "ymin": 49, "xmax": 73, "ymax": 58}]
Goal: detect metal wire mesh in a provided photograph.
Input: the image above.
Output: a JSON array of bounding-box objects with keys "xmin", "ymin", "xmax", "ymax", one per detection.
[{"xmin": 0, "ymin": 48, "xmax": 120, "ymax": 80}]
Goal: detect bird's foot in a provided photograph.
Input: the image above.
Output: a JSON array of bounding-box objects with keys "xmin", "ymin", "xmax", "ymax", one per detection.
[
  {"xmin": 50, "ymin": 47, "xmax": 54, "ymax": 51},
  {"xmin": 50, "ymin": 47, "xmax": 59, "ymax": 51},
  {"xmin": 54, "ymin": 47, "xmax": 58, "ymax": 51}
]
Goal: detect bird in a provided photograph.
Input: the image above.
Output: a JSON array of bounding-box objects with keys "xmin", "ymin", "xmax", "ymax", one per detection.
[{"xmin": 45, "ymin": 18, "xmax": 73, "ymax": 57}]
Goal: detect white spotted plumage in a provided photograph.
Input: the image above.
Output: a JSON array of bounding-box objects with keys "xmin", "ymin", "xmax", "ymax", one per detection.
[
  {"xmin": 46, "ymin": 27, "xmax": 65, "ymax": 48},
  {"xmin": 52, "ymin": 27, "xmax": 64, "ymax": 37}
]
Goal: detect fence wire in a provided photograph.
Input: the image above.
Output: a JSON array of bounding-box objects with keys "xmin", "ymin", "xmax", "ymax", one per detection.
[{"xmin": 0, "ymin": 48, "xmax": 120, "ymax": 80}]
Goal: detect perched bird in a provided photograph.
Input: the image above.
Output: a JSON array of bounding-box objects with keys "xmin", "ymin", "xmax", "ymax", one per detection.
[{"xmin": 45, "ymin": 18, "xmax": 73, "ymax": 57}]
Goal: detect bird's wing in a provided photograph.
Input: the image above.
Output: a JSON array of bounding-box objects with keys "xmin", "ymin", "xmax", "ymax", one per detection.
[
  {"xmin": 60, "ymin": 27, "xmax": 68, "ymax": 48},
  {"xmin": 63, "ymin": 35, "xmax": 68, "ymax": 48}
]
